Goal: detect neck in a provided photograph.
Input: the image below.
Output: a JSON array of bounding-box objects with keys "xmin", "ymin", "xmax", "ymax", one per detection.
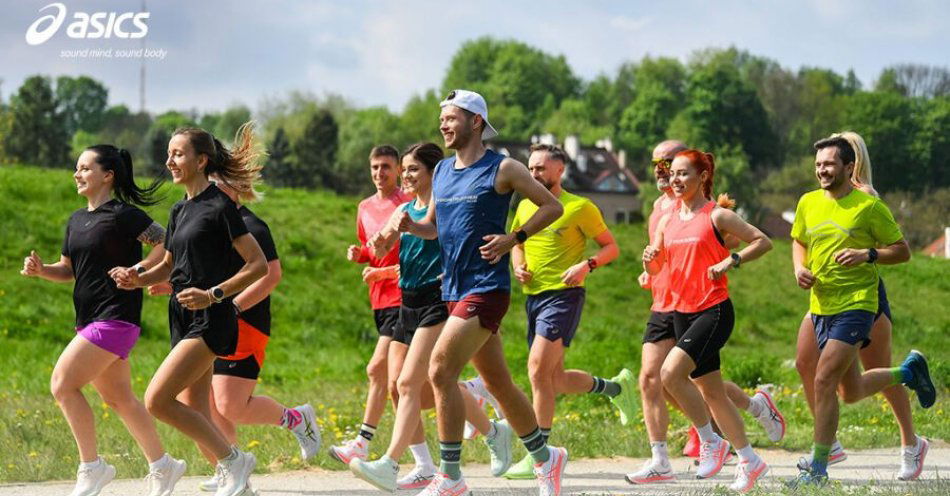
[
  {"xmin": 454, "ymin": 139, "xmax": 487, "ymax": 167},
  {"xmin": 680, "ymin": 191, "xmax": 706, "ymax": 213},
  {"xmin": 185, "ymin": 176, "xmax": 211, "ymax": 199},
  {"xmin": 376, "ymin": 185, "xmax": 397, "ymax": 199},
  {"xmin": 824, "ymin": 181, "xmax": 853, "ymax": 200},
  {"xmin": 415, "ymin": 186, "xmax": 432, "ymax": 207},
  {"xmin": 85, "ymin": 188, "xmax": 112, "ymax": 211},
  {"xmin": 549, "ymin": 183, "xmax": 563, "ymax": 197}
]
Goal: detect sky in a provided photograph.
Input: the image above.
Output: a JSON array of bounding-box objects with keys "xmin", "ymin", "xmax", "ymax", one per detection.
[{"xmin": 1, "ymin": 0, "xmax": 948, "ymax": 115}]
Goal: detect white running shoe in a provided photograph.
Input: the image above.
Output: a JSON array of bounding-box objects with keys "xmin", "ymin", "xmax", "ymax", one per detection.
[
  {"xmin": 484, "ymin": 419, "xmax": 513, "ymax": 476},
  {"xmin": 624, "ymin": 459, "xmax": 674, "ymax": 484},
  {"xmin": 290, "ymin": 404, "xmax": 322, "ymax": 459},
  {"xmin": 198, "ymin": 471, "xmax": 221, "ymax": 492},
  {"xmin": 329, "ymin": 437, "xmax": 369, "ymax": 465},
  {"xmin": 463, "ymin": 376, "xmax": 504, "ymax": 419},
  {"xmin": 414, "ymin": 473, "xmax": 470, "ymax": 495},
  {"xmin": 146, "ymin": 456, "xmax": 187, "ymax": 496},
  {"xmin": 796, "ymin": 440, "xmax": 848, "ymax": 470},
  {"xmin": 898, "ymin": 436, "xmax": 929, "ymax": 481},
  {"xmin": 349, "ymin": 456, "xmax": 398, "ymax": 492},
  {"xmin": 696, "ymin": 437, "xmax": 731, "ymax": 479},
  {"xmin": 751, "ymin": 390, "xmax": 786, "ymax": 442},
  {"xmin": 215, "ymin": 449, "xmax": 256, "ymax": 496},
  {"xmin": 70, "ymin": 459, "xmax": 116, "ymax": 496},
  {"xmin": 534, "ymin": 446, "xmax": 568, "ymax": 496},
  {"xmin": 729, "ymin": 457, "xmax": 769, "ymax": 493},
  {"xmin": 397, "ymin": 464, "xmax": 437, "ymax": 490}
]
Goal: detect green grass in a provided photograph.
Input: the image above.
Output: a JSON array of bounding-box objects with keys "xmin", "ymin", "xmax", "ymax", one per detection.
[{"xmin": 0, "ymin": 164, "xmax": 947, "ymax": 483}]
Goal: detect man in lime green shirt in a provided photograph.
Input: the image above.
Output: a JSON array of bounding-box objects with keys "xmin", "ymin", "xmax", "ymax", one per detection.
[
  {"xmin": 502, "ymin": 143, "xmax": 633, "ymax": 479},
  {"xmin": 789, "ymin": 135, "xmax": 935, "ymax": 486}
]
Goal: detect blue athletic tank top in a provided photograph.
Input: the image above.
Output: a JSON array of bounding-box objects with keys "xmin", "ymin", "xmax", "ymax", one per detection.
[
  {"xmin": 399, "ymin": 200, "xmax": 442, "ymax": 290},
  {"xmin": 432, "ymin": 149, "xmax": 513, "ymax": 301}
]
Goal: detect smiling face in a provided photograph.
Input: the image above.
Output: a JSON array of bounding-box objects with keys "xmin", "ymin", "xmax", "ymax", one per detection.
[
  {"xmin": 166, "ymin": 134, "xmax": 206, "ymax": 185},
  {"xmin": 401, "ymin": 154, "xmax": 433, "ymax": 197},
  {"xmin": 815, "ymin": 146, "xmax": 854, "ymax": 191},
  {"xmin": 669, "ymin": 156, "xmax": 706, "ymax": 201},
  {"xmin": 439, "ymin": 105, "xmax": 477, "ymax": 150},
  {"xmin": 370, "ymin": 154, "xmax": 399, "ymax": 194},
  {"xmin": 74, "ymin": 150, "xmax": 113, "ymax": 198}
]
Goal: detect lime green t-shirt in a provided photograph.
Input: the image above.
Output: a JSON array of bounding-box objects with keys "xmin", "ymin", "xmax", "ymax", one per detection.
[
  {"xmin": 790, "ymin": 189, "xmax": 903, "ymax": 315},
  {"xmin": 511, "ymin": 191, "xmax": 608, "ymax": 295}
]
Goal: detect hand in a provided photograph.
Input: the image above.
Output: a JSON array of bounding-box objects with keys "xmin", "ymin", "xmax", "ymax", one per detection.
[
  {"xmin": 514, "ymin": 263, "xmax": 533, "ymax": 285},
  {"xmin": 795, "ymin": 267, "xmax": 816, "ymax": 289},
  {"xmin": 642, "ymin": 245, "xmax": 660, "ymax": 263},
  {"xmin": 561, "ymin": 261, "xmax": 590, "ymax": 287},
  {"xmin": 367, "ymin": 233, "xmax": 390, "ymax": 260},
  {"xmin": 148, "ymin": 281, "xmax": 173, "ymax": 296},
  {"xmin": 707, "ymin": 257, "xmax": 734, "ymax": 280},
  {"xmin": 346, "ymin": 245, "xmax": 361, "ymax": 263},
  {"xmin": 176, "ymin": 287, "xmax": 213, "ymax": 310},
  {"xmin": 396, "ymin": 211, "xmax": 414, "ymax": 233},
  {"xmin": 479, "ymin": 233, "xmax": 516, "ymax": 264},
  {"xmin": 834, "ymin": 248, "xmax": 869, "ymax": 267},
  {"xmin": 21, "ymin": 250, "xmax": 42, "ymax": 277},
  {"xmin": 637, "ymin": 271, "xmax": 651, "ymax": 289},
  {"xmin": 109, "ymin": 266, "xmax": 142, "ymax": 290}
]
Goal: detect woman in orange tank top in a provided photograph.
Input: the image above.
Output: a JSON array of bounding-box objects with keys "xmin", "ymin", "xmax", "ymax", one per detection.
[{"xmin": 642, "ymin": 150, "xmax": 774, "ymax": 492}]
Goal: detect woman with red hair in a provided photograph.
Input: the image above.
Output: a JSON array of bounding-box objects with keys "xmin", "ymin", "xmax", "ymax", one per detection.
[{"xmin": 643, "ymin": 150, "xmax": 773, "ymax": 493}]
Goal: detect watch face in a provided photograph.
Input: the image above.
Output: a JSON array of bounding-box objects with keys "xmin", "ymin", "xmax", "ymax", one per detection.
[{"xmin": 212, "ymin": 287, "xmax": 224, "ymax": 299}]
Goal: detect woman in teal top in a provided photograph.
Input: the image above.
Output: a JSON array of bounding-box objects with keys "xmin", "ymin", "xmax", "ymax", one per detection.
[{"xmin": 351, "ymin": 143, "xmax": 503, "ymax": 492}]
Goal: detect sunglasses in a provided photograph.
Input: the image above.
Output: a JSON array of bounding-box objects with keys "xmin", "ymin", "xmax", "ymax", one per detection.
[{"xmin": 651, "ymin": 157, "xmax": 673, "ymax": 169}]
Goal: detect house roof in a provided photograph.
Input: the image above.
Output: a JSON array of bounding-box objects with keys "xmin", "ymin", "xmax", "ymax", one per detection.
[
  {"xmin": 489, "ymin": 141, "xmax": 640, "ymax": 195},
  {"xmin": 922, "ymin": 234, "xmax": 947, "ymax": 257}
]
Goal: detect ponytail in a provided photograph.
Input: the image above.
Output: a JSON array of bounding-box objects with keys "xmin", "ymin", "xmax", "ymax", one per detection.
[
  {"xmin": 173, "ymin": 122, "xmax": 265, "ymax": 202},
  {"xmin": 85, "ymin": 144, "xmax": 164, "ymax": 206},
  {"xmin": 674, "ymin": 149, "xmax": 736, "ymax": 210}
]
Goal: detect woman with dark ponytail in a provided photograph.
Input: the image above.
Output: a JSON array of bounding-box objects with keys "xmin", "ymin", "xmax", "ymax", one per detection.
[
  {"xmin": 112, "ymin": 123, "xmax": 268, "ymax": 496},
  {"xmin": 21, "ymin": 146, "xmax": 185, "ymax": 496}
]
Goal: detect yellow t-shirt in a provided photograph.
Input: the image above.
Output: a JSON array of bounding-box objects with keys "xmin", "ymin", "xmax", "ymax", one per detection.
[
  {"xmin": 511, "ymin": 191, "xmax": 608, "ymax": 295},
  {"xmin": 790, "ymin": 189, "xmax": 903, "ymax": 315}
]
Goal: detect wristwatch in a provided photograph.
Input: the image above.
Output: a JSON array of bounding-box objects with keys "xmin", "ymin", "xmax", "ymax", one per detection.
[
  {"xmin": 730, "ymin": 253, "xmax": 742, "ymax": 269},
  {"xmin": 209, "ymin": 286, "xmax": 225, "ymax": 303},
  {"xmin": 587, "ymin": 257, "xmax": 598, "ymax": 272},
  {"xmin": 134, "ymin": 264, "xmax": 146, "ymax": 275},
  {"xmin": 867, "ymin": 248, "xmax": 878, "ymax": 264},
  {"xmin": 514, "ymin": 229, "xmax": 528, "ymax": 244}
]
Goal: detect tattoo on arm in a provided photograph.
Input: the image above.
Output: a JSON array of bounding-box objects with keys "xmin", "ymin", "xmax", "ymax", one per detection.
[{"xmin": 137, "ymin": 222, "xmax": 166, "ymax": 246}]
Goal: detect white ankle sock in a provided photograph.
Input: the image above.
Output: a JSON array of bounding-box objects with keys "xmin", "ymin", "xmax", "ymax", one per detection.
[
  {"xmin": 737, "ymin": 444, "xmax": 757, "ymax": 463},
  {"xmin": 650, "ymin": 442, "xmax": 670, "ymax": 465},
  {"xmin": 409, "ymin": 442, "xmax": 434, "ymax": 468},
  {"xmin": 148, "ymin": 453, "xmax": 169, "ymax": 471},
  {"xmin": 696, "ymin": 423, "xmax": 717, "ymax": 443}
]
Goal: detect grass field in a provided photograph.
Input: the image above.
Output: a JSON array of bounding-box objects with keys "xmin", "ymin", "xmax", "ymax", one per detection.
[{"xmin": 0, "ymin": 165, "xmax": 947, "ymax": 483}]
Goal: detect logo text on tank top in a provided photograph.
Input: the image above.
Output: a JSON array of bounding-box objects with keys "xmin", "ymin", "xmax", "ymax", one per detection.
[
  {"xmin": 437, "ymin": 195, "xmax": 479, "ymax": 205},
  {"xmin": 668, "ymin": 236, "xmax": 701, "ymax": 245}
]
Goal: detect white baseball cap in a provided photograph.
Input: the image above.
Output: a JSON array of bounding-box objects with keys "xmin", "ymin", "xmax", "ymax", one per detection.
[{"xmin": 440, "ymin": 89, "xmax": 498, "ymax": 140}]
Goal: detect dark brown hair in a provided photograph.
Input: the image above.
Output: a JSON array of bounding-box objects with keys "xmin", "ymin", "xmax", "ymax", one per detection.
[
  {"xmin": 402, "ymin": 142, "xmax": 444, "ymax": 172},
  {"xmin": 172, "ymin": 122, "xmax": 264, "ymax": 202},
  {"xmin": 529, "ymin": 143, "xmax": 570, "ymax": 165}
]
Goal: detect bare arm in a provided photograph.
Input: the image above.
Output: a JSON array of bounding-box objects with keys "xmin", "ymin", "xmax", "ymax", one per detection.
[
  {"xmin": 402, "ymin": 189, "xmax": 438, "ymax": 240},
  {"xmin": 642, "ymin": 214, "xmax": 669, "ymax": 276},
  {"xmin": 21, "ymin": 251, "xmax": 73, "ymax": 282},
  {"xmin": 175, "ymin": 233, "xmax": 268, "ymax": 310},
  {"xmin": 234, "ymin": 259, "xmax": 281, "ymax": 313},
  {"xmin": 707, "ymin": 208, "xmax": 772, "ymax": 280},
  {"xmin": 561, "ymin": 229, "xmax": 620, "ymax": 286},
  {"xmin": 479, "ymin": 158, "xmax": 563, "ymax": 264},
  {"xmin": 792, "ymin": 239, "xmax": 815, "ymax": 289},
  {"xmin": 369, "ymin": 207, "xmax": 404, "ymax": 259},
  {"xmin": 834, "ymin": 240, "xmax": 910, "ymax": 266},
  {"xmin": 511, "ymin": 243, "xmax": 532, "ymax": 285}
]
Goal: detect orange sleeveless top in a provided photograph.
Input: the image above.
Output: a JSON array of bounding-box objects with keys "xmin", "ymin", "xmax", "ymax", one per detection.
[
  {"xmin": 648, "ymin": 197, "xmax": 677, "ymax": 312},
  {"xmin": 663, "ymin": 201, "xmax": 730, "ymax": 313}
]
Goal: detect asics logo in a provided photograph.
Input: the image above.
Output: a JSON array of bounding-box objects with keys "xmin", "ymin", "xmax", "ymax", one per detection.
[{"xmin": 26, "ymin": 3, "xmax": 150, "ymax": 46}]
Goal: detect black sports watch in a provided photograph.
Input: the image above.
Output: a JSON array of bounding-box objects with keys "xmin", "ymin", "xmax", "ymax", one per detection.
[
  {"xmin": 134, "ymin": 264, "xmax": 146, "ymax": 275},
  {"xmin": 730, "ymin": 253, "xmax": 742, "ymax": 269},
  {"xmin": 867, "ymin": 248, "xmax": 878, "ymax": 264},
  {"xmin": 514, "ymin": 229, "xmax": 528, "ymax": 244},
  {"xmin": 209, "ymin": 286, "xmax": 225, "ymax": 303}
]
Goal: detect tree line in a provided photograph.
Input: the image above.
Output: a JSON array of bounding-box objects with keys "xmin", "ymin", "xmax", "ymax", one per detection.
[{"xmin": 1, "ymin": 38, "xmax": 947, "ymax": 246}]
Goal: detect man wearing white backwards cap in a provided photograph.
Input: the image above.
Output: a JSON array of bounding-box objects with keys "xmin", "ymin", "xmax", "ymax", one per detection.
[{"xmin": 396, "ymin": 89, "xmax": 568, "ymax": 495}]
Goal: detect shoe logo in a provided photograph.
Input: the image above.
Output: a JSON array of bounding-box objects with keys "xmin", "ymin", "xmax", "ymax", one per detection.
[
  {"xmin": 683, "ymin": 338, "xmax": 692, "ymax": 343},
  {"xmin": 467, "ymin": 305, "xmax": 477, "ymax": 313},
  {"xmin": 850, "ymin": 331, "xmax": 858, "ymax": 337},
  {"xmin": 229, "ymin": 362, "xmax": 237, "ymax": 368}
]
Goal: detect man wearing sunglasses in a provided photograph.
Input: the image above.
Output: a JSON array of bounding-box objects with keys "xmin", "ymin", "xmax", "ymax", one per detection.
[{"xmin": 627, "ymin": 140, "xmax": 785, "ymax": 485}]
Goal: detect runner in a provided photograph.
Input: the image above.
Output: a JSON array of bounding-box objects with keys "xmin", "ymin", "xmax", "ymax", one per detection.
[
  {"xmin": 501, "ymin": 143, "xmax": 630, "ymax": 480},
  {"xmin": 112, "ymin": 124, "xmax": 269, "ymax": 496},
  {"xmin": 794, "ymin": 131, "xmax": 927, "ymax": 481},
  {"xmin": 787, "ymin": 134, "xmax": 935, "ymax": 487},
  {"xmin": 643, "ymin": 150, "xmax": 774, "ymax": 493},
  {"xmin": 21, "ymin": 145, "xmax": 185, "ymax": 496},
  {"xmin": 146, "ymin": 170, "xmax": 321, "ymax": 492},
  {"xmin": 331, "ymin": 145, "xmax": 412, "ymax": 465},
  {"xmin": 398, "ymin": 89, "xmax": 567, "ymax": 495},
  {"xmin": 349, "ymin": 142, "xmax": 511, "ymax": 491},
  {"xmin": 629, "ymin": 141, "xmax": 785, "ymax": 485}
]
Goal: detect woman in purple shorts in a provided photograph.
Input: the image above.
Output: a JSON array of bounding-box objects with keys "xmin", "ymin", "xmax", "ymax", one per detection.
[{"xmin": 21, "ymin": 145, "xmax": 186, "ymax": 496}]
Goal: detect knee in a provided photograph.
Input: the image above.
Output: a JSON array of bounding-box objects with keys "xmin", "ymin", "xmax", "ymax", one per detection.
[
  {"xmin": 428, "ymin": 362, "xmax": 456, "ymax": 391},
  {"xmin": 795, "ymin": 354, "xmax": 817, "ymax": 378},
  {"xmin": 640, "ymin": 367, "xmax": 663, "ymax": 396},
  {"xmin": 813, "ymin": 373, "xmax": 838, "ymax": 396},
  {"xmin": 49, "ymin": 374, "xmax": 74, "ymax": 403},
  {"xmin": 660, "ymin": 364, "xmax": 685, "ymax": 390},
  {"xmin": 366, "ymin": 359, "xmax": 387, "ymax": 385},
  {"xmin": 527, "ymin": 362, "xmax": 552, "ymax": 389},
  {"xmin": 101, "ymin": 391, "xmax": 139, "ymax": 413},
  {"xmin": 215, "ymin": 397, "xmax": 247, "ymax": 422},
  {"xmin": 839, "ymin": 385, "xmax": 863, "ymax": 404},
  {"xmin": 144, "ymin": 388, "xmax": 168, "ymax": 419},
  {"xmin": 396, "ymin": 376, "xmax": 417, "ymax": 399}
]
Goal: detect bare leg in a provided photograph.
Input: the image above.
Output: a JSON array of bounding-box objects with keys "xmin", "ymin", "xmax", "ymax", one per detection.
[{"xmin": 91, "ymin": 358, "xmax": 165, "ymax": 462}]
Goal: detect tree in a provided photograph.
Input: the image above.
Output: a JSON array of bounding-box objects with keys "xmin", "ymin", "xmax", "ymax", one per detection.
[
  {"xmin": 399, "ymin": 90, "xmax": 442, "ymax": 146},
  {"xmin": 265, "ymin": 127, "xmax": 292, "ymax": 184},
  {"xmin": 543, "ymin": 98, "xmax": 611, "ymax": 145},
  {"xmin": 843, "ymin": 91, "xmax": 920, "ymax": 192},
  {"xmin": 4, "ymin": 76, "xmax": 70, "ymax": 167},
  {"xmin": 336, "ymin": 107, "xmax": 403, "ymax": 194},
  {"xmin": 876, "ymin": 64, "xmax": 950, "ymax": 98},
  {"xmin": 144, "ymin": 111, "xmax": 195, "ymax": 175},
  {"xmin": 616, "ymin": 82, "xmax": 682, "ymax": 162},
  {"xmin": 290, "ymin": 109, "xmax": 338, "ymax": 190},
  {"xmin": 55, "ymin": 75, "xmax": 108, "ymax": 135},
  {"xmin": 214, "ymin": 104, "xmax": 252, "ymax": 142},
  {"xmin": 913, "ymin": 96, "xmax": 950, "ymax": 189}
]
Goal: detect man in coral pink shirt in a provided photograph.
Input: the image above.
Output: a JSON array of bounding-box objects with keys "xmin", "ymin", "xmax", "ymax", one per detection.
[{"xmin": 330, "ymin": 145, "xmax": 412, "ymax": 464}]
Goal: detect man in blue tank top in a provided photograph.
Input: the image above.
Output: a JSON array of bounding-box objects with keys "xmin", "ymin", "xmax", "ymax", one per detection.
[{"xmin": 398, "ymin": 90, "xmax": 567, "ymax": 496}]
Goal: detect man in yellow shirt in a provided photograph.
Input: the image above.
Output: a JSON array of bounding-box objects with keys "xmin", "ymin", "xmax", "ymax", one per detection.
[
  {"xmin": 789, "ymin": 134, "xmax": 935, "ymax": 487},
  {"xmin": 503, "ymin": 143, "xmax": 630, "ymax": 479}
]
